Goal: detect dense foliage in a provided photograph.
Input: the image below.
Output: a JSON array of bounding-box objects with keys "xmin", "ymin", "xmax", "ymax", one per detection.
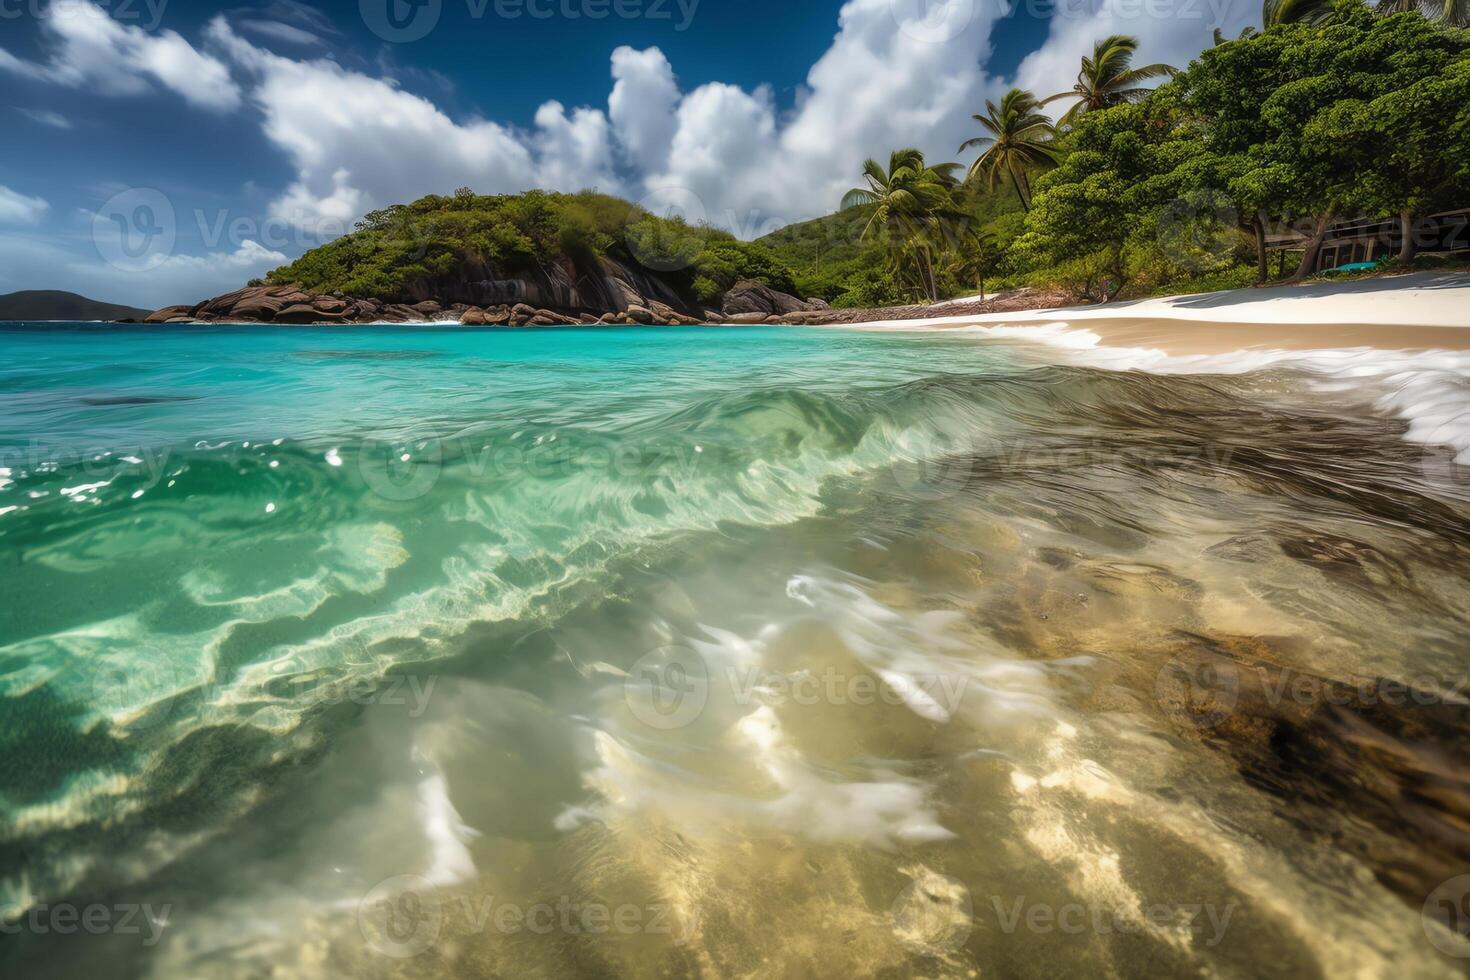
[
  {"xmin": 834, "ymin": 0, "xmax": 1470, "ymax": 303},
  {"xmin": 266, "ymin": 189, "xmax": 797, "ymax": 304},
  {"xmin": 270, "ymin": 2, "xmax": 1470, "ymax": 313}
]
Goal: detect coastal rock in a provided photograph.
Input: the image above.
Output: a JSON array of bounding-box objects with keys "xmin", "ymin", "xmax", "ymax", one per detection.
[
  {"xmin": 721, "ymin": 280, "xmax": 820, "ymax": 317},
  {"xmin": 144, "ymin": 305, "xmax": 195, "ymax": 324},
  {"xmin": 725, "ymin": 312, "xmax": 770, "ymax": 324},
  {"xmin": 460, "ymin": 307, "xmax": 487, "ymax": 325}
]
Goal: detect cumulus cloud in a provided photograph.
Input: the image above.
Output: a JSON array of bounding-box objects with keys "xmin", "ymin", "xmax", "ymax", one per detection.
[
  {"xmin": 634, "ymin": 0, "xmax": 1010, "ymax": 231},
  {"xmin": 208, "ymin": 17, "xmax": 542, "ymax": 226},
  {"xmin": 0, "ymin": 186, "xmax": 50, "ymax": 226},
  {"xmin": 208, "ymin": 0, "xmax": 1015, "ymax": 235},
  {"xmin": 533, "ymin": 102, "xmax": 624, "ymax": 196},
  {"xmin": 0, "ymin": 0, "xmax": 240, "ymax": 111},
  {"xmin": 608, "ymin": 46, "xmax": 681, "ymax": 174}
]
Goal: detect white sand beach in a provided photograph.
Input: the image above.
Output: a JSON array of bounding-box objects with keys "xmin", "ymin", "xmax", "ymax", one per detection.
[{"xmin": 856, "ymin": 272, "xmax": 1470, "ymax": 354}]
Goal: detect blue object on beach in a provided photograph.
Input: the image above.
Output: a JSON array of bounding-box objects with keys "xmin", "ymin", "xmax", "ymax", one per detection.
[{"xmin": 1329, "ymin": 261, "xmax": 1381, "ymax": 274}]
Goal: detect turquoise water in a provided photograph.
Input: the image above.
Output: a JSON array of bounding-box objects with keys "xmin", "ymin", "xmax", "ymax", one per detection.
[{"xmin": 3, "ymin": 323, "xmax": 1470, "ymax": 977}]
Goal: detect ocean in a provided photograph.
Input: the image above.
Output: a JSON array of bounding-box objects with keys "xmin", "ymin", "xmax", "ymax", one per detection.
[{"xmin": 2, "ymin": 321, "xmax": 1468, "ymax": 977}]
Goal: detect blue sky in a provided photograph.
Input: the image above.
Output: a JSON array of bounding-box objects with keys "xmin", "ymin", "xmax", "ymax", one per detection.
[{"xmin": 0, "ymin": 0, "xmax": 1251, "ymax": 308}]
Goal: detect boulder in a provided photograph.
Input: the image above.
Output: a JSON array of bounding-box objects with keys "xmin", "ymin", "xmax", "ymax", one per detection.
[
  {"xmin": 145, "ymin": 305, "xmax": 195, "ymax": 324},
  {"xmin": 624, "ymin": 304, "xmax": 655, "ymax": 324},
  {"xmin": 805, "ymin": 298, "xmax": 831, "ymax": 310},
  {"xmin": 725, "ymin": 312, "xmax": 769, "ymax": 324},
  {"xmin": 721, "ymin": 280, "xmax": 819, "ymax": 317},
  {"xmin": 460, "ymin": 307, "xmax": 487, "ymax": 326}
]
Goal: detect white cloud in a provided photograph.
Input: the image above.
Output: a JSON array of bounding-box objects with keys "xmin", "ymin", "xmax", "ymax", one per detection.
[
  {"xmin": 209, "ymin": 17, "xmax": 541, "ymax": 226},
  {"xmin": 608, "ymin": 46, "xmax": 680, "ymax": 174},
  {"xmin": 533, "ymin": 102, "xmax": 624, "ymax": 196},
  {"xmin": 0, "ymin": 231, "xmax": 287, "ymax": 309},
  {"xmin": 637, "ymin": 0, "xmax": 1009, "ymax": 231},
  {"xmin": 0, "ymin": 186, "xmax": 50, "ymax": 226},
  {"xmin": 81, "ymin": 239, "xmax": 289, "ymax": 307},
  {"xmin": 208, "ymin": 0, "xmax": 1015, "ymax": 236},
  {"xmin": 15, "ymin": 107, "xmax": 73, "ymax": 129},
  {"xmin": 0, "ymin": 0, "xmax": 240, "ymax": 111}
]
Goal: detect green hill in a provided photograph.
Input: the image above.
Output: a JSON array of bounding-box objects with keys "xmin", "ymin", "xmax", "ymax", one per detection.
[
  {"xmin": 265, "ymin": 189, "xmax": 799, "ymax": 309},
  {"xmin": 0, "ymin": 291, "xmax": 149, "ymax": 322}
]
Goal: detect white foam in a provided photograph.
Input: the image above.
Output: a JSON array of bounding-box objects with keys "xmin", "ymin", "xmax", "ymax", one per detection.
[{"xmin": 951, "ymin": 322, "xmax": 1470, "ymax": 467}]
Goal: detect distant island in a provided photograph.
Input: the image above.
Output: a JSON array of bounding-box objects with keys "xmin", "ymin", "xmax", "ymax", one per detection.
[{"xmin": 0, "ymin": 290, "xmax": 149, "ymax": 322}]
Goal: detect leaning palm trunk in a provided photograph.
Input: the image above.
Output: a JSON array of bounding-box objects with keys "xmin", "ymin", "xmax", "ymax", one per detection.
[{"xmin": 1291, "ymin": 210, "xmax": 1336, "ymax": 280}]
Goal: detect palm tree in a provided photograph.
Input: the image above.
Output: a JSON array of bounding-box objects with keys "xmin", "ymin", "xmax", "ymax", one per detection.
[
  {"xmin": 1262, "ymin": 0, "xmax": 1338, "ymax": 24},
  {"xmin": 957, "ymin": 89, "xmax": 1057, "ymax": 211},
  {"xmin": 1430, "ymin": 0, "xmax": 1470, "ymax": 24},
  {"xmin": 841, "ymin": 148, "xmax": 960, "ymax": 301},
  {"xmin": 1043, "ymin": 35, "xmax": 1176, "ymax": 130},
  {"xmin": 1376, "ymin": 0, "xmax": 1470, "ymax": 23}
]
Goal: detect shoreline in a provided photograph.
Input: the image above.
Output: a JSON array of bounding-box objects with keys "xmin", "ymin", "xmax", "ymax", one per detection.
[{"xmin": 841, "ymin": 271, "xmax": 1470, "ymax": 355}]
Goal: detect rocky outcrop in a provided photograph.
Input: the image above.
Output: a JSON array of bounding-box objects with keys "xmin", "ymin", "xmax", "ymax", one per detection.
[
  {"xmin": 139, "ymin": 278, "xmax": 1082, "ymax": 328},
  {"xmin": 721, "ymin": 280, "xmax": 826, "ymax": 317}
]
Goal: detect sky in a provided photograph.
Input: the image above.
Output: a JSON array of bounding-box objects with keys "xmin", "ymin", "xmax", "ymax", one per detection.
[{"xmin": 0, "ymin": 0, "xmax": 1260, "ymax": 308}]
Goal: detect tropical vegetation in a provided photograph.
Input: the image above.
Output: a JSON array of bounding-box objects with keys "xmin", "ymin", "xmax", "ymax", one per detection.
[
  {"xmin": 824, "ymin": 0, "xmax": 1470, "ymax": 305},
  {"xmin": 268, "ymin": 0, "xmax": 1470, "ymax": 313}
]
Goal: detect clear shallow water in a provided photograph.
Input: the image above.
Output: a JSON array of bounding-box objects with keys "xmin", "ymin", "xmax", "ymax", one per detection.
[{"xmin": 2, "ymin": 322, "xmax": 1469, "ymax": 978}]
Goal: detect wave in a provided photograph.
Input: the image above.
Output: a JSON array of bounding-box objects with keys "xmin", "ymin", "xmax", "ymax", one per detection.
[{"xmin": 3, "ymin": 351, "xmax": 1468, "ymax": 925}]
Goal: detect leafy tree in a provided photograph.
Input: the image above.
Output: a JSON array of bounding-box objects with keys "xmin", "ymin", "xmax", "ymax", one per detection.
[
  {"xmin": 958, "ymin": 89, "xmax": 1057, "ymax": 210},
  {"xmin": 1009, "ymin": 97, "xmax": 1225, "ymax": 299},
  {"xmin": 1178, "ymin": 5, "xmax": 1470, "ymax": 277},
  {"xmin": 1043, "ymin": 35, "xmax": 1177, "ymax": 130}
]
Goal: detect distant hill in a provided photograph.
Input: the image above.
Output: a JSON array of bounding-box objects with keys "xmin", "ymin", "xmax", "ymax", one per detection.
[{"xmin": 0, "ymin": 291, "xmax": 149, "ymax": 322}]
